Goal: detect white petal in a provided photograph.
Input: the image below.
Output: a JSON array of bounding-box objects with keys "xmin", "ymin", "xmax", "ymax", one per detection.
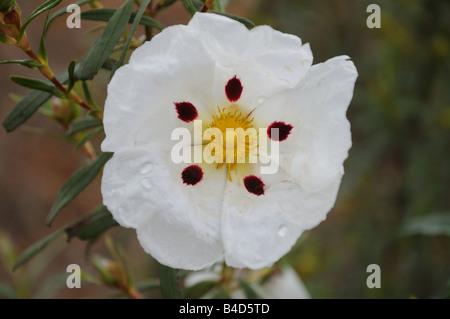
[
  {"xmin": 188, "ymin": 13, "xmax": 313, "ymax": 112},
  {"xmin": 101, "ymin": 146, "xmax": 227, "ymax": 270},
  {"xmin": 221, "ymin": 165, "xmax": 303, "ymax": 269},
  {"xmin": 136, "ymin": 210, "xmax": 223, "ymax": 270},
  {"xmin": 101, "ymin": 25, "xmax": 216, "ymax": 153},
  {"xmin": 254, "ymin": 56, "xmax": 357, "ymax": 191}
]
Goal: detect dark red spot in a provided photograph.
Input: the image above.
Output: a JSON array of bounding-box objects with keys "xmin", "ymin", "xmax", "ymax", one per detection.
[
  {"xmin": 225, "ymin": 76, "xmax": 243, "ymax": 102},
  {"xmin": 267, "ymin": 121, "xmax": 293, "ymax": 141},
  {"xmin": 175, "ymin": 102, "xmax": 198, "ymax": 123},
  {"xmin": 243, "ymin": 175, "xmax": 265, "ymax": 196},
  {"xmin": 182, "ymin": 165, "xmax": 203, "ymax": 186}
]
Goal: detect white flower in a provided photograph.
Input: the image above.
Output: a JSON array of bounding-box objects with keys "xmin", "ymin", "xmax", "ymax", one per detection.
[{"xmin": 101, "ymin": 12, "xmax": 357, "ymax": 270}]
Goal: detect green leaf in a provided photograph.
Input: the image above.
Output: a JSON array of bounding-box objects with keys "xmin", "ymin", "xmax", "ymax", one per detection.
[
  {"xmin": 111, "ymin": 0, "xmax": 151, "ymax": 77},
  {"xmin": 80, "ymin": 8, "xmax": 164, "ymax": 30},
  {"xmin": 48, "ymin": 0, "xmax": 95, "ymax": 27},
  {"xmin": 181, "ymin": 0, "xmax": 198, "ymax": 16},
  {"xmin": 2, "ymin": 72, "xmax": 69, "ymax": 132},
  {"xmin": 12, "ymin": 228, "xmax": 65, "ymax": 271},
  {"xmin": 74, "ymin": 0, "xmax": 134, "ymax": 81},
  {"xmin": 10, "ymin": 76, "xmax": 63, "ymax": 98},
  {"xmin": 81, "ymin": 81, "xmax": 95, "ymax": 106},
  {"xmin": 65, "ymin": 206, "xmax": 118, "ymax": 241},
  {"xmin": 69, "ymin": 116, "xmax": 102, "ymax": 134},
  {"xmin": 0, "ymin": 60, "xmax": 43, "ymax": 68},
  {"xmin": 400, "ymin": 212, "xmax": 450, "ymax": 237},
  {"xmin": 213, "ymin": 12, "xmax": 255, "ymax": 29},
  {"xmin": 67, "ymin": 61, "xmax": 76, "ymax": 94},
  {"xmin": 46, "ymin": 152, "xmax": 113, "ymax": 226},
  {"xmin": 159, "ymin": 264, "xmax": 183, "ymax": 299},
  {"xmin": 239, "ymin": 279, "xmax": 261, "ymax": 298},
  {"xmin": 184, "ymin": 280, "xmax": 216, "ymax": 299},
  {"xmin": 75, "ymin": 126, "xmax": 103, "ymax": 150},
  {"xmin": 38, "ymin": 10, "xmax": 52, "ymax": 63},
  {"xmin": 3, "ymin": 90, "xmax": 52, "ymax": 132},
  {"xmin": 19, "ymin": 0, "xmax": 63, "ymax": 41}
]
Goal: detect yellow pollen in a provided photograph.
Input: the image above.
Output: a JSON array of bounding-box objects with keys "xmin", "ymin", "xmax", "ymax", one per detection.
[{"xmin": 206, "ymin": 106, "xmax": 258, "ymax": 181}]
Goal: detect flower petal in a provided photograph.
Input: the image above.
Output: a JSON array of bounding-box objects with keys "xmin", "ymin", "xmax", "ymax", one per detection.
[
  {"xmin": 187, "ymin": 13, "xmax": 313, "ymax": 112},
  {"xmin": 254, "ymin": 56, "xmax": 357, "ymax": 190},
  {"xmin": 136, "ymin": 209, "xmax": 223, "ymax": 270},
  {"xmin": 101, "ymin": 24, "xmax": 216, "ymax": 153},
  {"xmin": 101, "ymin": 147, "xmax": 227, "ymax": 270},
  {"xmin": 221, "ymin": 163, "xmax": 332, "ymax": 269}
]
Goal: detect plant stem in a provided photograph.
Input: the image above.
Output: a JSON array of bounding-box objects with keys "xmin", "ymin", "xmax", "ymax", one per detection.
[
  {"xmin": 24, "ymin": 49, "xmax": 94, "ymax": 111},
  {"xmin": 201, "ymin": 0, "xmax": 215, "ymax": 12}
]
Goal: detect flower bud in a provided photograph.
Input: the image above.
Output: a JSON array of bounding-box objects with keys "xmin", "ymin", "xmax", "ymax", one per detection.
[
  {"xmin": 3, "ymin": 6, "xmax": 20, "ymax": 30},
  {"xmin": 0, "ymin": 5, "xmax": 26, "ymax": 49}
]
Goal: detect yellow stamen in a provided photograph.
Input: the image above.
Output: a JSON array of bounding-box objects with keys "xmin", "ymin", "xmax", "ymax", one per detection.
[{"xmin": 207, "ymin": 106, "xmax": 258, "ymax": 181}]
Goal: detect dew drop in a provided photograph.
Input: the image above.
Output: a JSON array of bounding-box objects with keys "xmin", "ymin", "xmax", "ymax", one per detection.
[
  {"xmin": 277, "ymin": 225, "xmax": 288, "ymax": 237},
  {"xmin": 257, "ymin": 96, "xmax": 267, "ymax": 104},
  {"xmin": 140, "ymin": 178, "xmax": 152, "ymax": 189},
  {"xmin": 140, "ymin": 163, "xmax": 154, "ymax": 174}
]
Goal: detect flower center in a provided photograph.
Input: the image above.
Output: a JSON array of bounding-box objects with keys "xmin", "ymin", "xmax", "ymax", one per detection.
[{"xmin": 207, "ymin": 106, "xmax": 258, "ymax": 181}]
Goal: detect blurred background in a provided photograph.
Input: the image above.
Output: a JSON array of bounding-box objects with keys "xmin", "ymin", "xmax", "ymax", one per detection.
[{"xmin": 0, "ymin": 0, "xmax": 449, "ymax": 298}]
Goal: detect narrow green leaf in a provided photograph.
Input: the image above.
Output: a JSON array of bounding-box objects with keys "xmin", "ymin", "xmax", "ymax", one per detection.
[
  {"xmin": 111, "ymin": 0, "xmax": 151, "ymax": 77},
  {"xmin": 0, "ymin": 60, "xmax": 43, "ymax": 68},
  {"xmin": 80, "ymin": 9, "xmax": 164, "ymax": 30},
  {"xmin": 67, "ymin": 61, "xmax": 76, "ymax": 94},
  {"xmin": 213, "ymin": 12, "xmax": 255, "ymax": 29},
  {"xmin": 19, "ymin": 0, "xmax": 63, "ymax": 41},
  {"xmin": 75, "ymin": 126, "xmax": 103, "ymax": 150},
  {"xmin": 184, "ymin": 280, "xmax": 216, "ymax": 299},
  {"xmin": 159, "ymin": 264, "xmax": 183, "ymax": 299},
  {"xmin": 74, "ymin": 0, "xmax": 134, "ymax": 80},
  {"xmin": 65, "ymin": 206, "xmax": 117, "ymax": 241},
  {"xmin": 81, "ymin": 81, "xmax": 95, "ymax": 106},
  {"xmin": 46, "ymin": 152, "xmax": 113, "ymax": 226},
  {"xmin": 69, "ymin": 116, "xmax": 102, "ymax": 134},
  {"xmin": 239, "ymin": 279, "xmax": 261, "ymax": 298},
  {"xmin": 3, "ymin": 90, "xmax": 51, "ymax": 132},
  {"xmin": 10, "ymin": 76, "xmax": 63, "ymax": 98},
  {"xmin": 48, "ymin": 0, "xmax": 95, "ymax": 27},
  {"xmin": 38, "ymin": 10, "xmax": 51, "ymax": 63},
  {"xmin": 3, "ymin": 71, "xmax": 66, "ymax": 131},
  {"xmin": 212, "ymin": 0, "xmax": 226, "ymax": 12},
  {"xmin": 181, "ymin": 0, "xmax": 198, "ymax": 16},
  {"xmin": 400, "ymin": 212, "xmax": 450, "ymax": 237},
  {"xmin": 12, "ymin": 228, "xmax": 65, "ymax": 271}
]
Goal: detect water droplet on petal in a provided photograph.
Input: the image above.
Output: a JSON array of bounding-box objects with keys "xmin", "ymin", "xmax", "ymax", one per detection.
[
  {"xmin": 140, "ymin": 163, "xmax": 153, "ymax": 174},
  {"xmin": 257, "ymin": 96, "xmax": 267, "ymax": 104},
  {"xmin": 140, "ymin": 178, "xmax": 152, "ymax": 189},
  {"xmin": 278, "ymin": 225, "xmax": 288, "ymax": 237}
]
